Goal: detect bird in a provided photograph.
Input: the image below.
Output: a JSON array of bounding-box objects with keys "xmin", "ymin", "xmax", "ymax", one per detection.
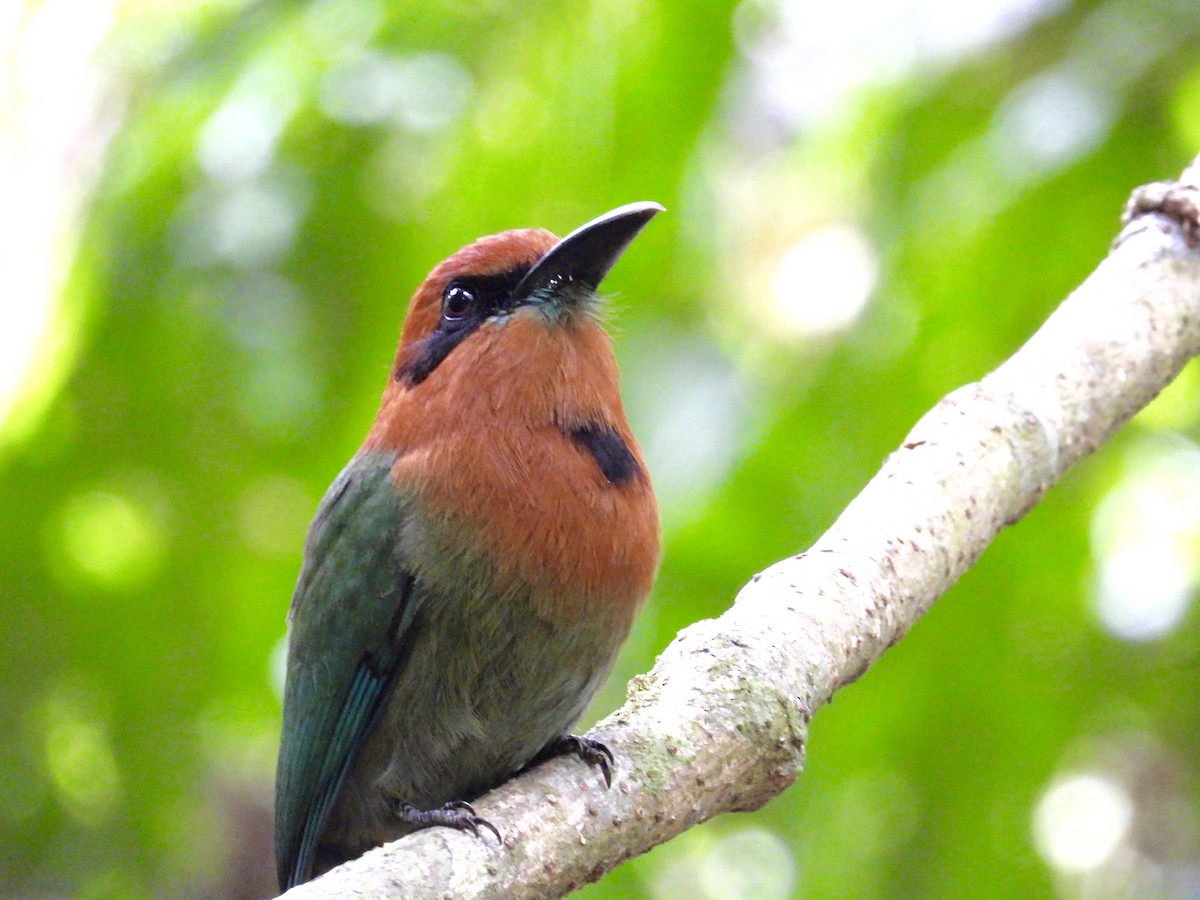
[{"xmin": 273, "ymin": 202, "xmax": 663, "ymax": 891}]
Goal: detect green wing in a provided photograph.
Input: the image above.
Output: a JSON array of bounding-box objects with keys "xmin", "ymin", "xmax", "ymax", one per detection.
[{"xmin": 274, "ymin": 451, "xmax": 418, "ymax": 890}]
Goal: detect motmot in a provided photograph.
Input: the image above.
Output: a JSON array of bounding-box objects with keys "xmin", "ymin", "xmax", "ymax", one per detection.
[{"xmin": 274, "ymin": 203, "xmax": 662, "ymax": 890}]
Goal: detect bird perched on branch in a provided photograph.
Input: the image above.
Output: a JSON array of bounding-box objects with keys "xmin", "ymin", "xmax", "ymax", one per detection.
[{"xmin": 274, "ymin": 203, "xmax": 663, "ymax": 890}]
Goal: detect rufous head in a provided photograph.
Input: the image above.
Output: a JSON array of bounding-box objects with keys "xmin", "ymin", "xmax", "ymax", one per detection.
[{"xmin": 392, "ymin": 202, "xmax": 663, "ymax": 387}]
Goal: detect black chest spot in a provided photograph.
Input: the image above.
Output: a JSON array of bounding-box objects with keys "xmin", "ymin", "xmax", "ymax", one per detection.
[{"xmin": 567, "ymin": 423, "xmax": 641, "ymax": 486}]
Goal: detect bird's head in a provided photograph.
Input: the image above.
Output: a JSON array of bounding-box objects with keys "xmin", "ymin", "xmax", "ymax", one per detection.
[{"xmin": 391, "ymin": 202, "xmax": 662, "ymax": 387}]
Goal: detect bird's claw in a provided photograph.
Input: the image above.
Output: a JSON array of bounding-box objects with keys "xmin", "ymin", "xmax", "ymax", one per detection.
[
  {"xmin": 394, "ymin": 800, "xmax": 501, "ymax": 843},
  {"xmin": 549, "ymin": 734, "xmax": 615, "ymax": 788},
  {"xmin": 465, "ymin": 814, "xmax": 502, "ymax": 843}
]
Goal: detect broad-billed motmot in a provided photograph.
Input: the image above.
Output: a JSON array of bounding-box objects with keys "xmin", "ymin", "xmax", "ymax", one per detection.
[{"xmin": 274, "ymin": 203, "xmax": 663, "ymax": 890}]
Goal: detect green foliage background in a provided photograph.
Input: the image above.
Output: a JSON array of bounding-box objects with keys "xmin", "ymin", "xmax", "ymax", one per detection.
[{"xmin": 4, "ymin": 0, "xmax": 1200, "ymax": 896}]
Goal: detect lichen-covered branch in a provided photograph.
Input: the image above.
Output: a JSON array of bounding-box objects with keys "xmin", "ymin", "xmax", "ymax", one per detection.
[{"xmin": 283, "ymin": 158, "xmax": 1200, "ymax": 900}]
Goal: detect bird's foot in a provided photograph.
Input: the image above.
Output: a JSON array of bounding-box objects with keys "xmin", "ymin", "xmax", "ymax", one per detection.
[
  {"xmin": 393, "ymin": 799, "xmax": 501, "ymax": 842},
  {"xmin": 539, "ymin": 734, "xmax": 615, "ymax": 787}
]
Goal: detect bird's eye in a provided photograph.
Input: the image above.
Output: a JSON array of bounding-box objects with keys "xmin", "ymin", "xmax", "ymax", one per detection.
[{"xmin": 442, "ymin": 283, "xmax": 476, "ymax": 321}]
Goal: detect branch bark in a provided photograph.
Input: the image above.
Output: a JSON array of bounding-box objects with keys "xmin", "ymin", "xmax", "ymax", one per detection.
[{"xmin": 283, "ymin": 158, "xmax": 1200, "ymax": 899}]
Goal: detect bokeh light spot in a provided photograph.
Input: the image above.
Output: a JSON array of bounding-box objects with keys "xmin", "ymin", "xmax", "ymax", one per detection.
[
  {"xmin": 731, "ymin": 0, "xmax": 1064, "ymax": 135},
  {"xmin": 622, "ymin": 330, "xmax": 757, "ymax": 524},
  {"xmin": 303, "ymin": 0, "xmax": 384, "ymax": 57},
  {"xmin": 221, "ymin": 271, "xmax": 308, "ymax": 352},
  {"xmin": 991, "ymin": 68, "xmax": 1114, "ymax": 178},
  {"xmin": 651, "ymin": 826, "xmax": 797, "ymax": 899},
  {"xmin": 1090, "ymin": 436, "xmax": 1200, "ymax": 642},
  {"xmin": 41, "ymin": 687, "xmax": 122, "ymax": 827},
  {"xmin": 0, "ymin": 0, "xmax": 116, "ymax": 446},
  {"xmin": 318, "ymin": 50, "xmax": 473, "ymax": 132},
  {"xmin": 1095, "ymin": 542, "xmax": 1191, "ymax": 642},
  {"xmin": 57, "ymin": 489, "xmax": 165, "ymax": 590},
  {"xmin": 360, "ymin": 133, "xmax": 453, "ymax": 219},
  {"xmin": 771, "ymin": 223, "xmax": 876, "ymax": 337},
  {"xmin": 1033, "ymin": 773, "xmax": 1131, "ymax": 873},
  {"xmin": 173, "ymin": 178, "xmax": 306, "ymax": 270},
  {"xmin": 699, "ymin": 828, "xmax": 796, "ymax": 899},
  {"xmin": 198, "ymin": 89, "xmax": 296, "ymax": 183}
]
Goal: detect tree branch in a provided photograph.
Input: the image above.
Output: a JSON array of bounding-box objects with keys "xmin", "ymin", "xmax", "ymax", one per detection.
[{"xmin": 283, "ymin": 157, "xmax": 1200, "ymax": 899}]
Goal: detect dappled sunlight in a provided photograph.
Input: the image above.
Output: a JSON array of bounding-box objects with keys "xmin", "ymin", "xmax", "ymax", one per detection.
[
  {"xmin": 171, "ymin": 173, "xmax": 310, "ymax": 270},
  {"xmin": 1033, "ymin": 736, "xmax": 1200, "ymax": 895},
  {"xmin": 1034, "ymin": 772, "xmax": 1132, "ymax": 873},
  {"xmin": 991, "ymin": 68, "xmax": 1116, "ymax": 179},
  {"xmin": 731, "ymin": 0, "xmax": 1063, "ymax": 137},
  {"xmin": 318, "ymin": 49, "xmax": 473, "ymax": 131},
  {"xmin": 1090, "ymin": 435, "xmax": 1200, "ymax": 642},
  {"xmin": 302, "ymin": 0, "xmax": 385, "ymax": 55},
  {"xmin": 698, "ymin": 148, "xmax": 881, "ymax": 363},
  {"xmin": 197, "ymin": 68, "xmax": 301, "ymax": 184},
  {"xmin": 1095, "ymin": 542, "xmax": 1192, "ymax": 642},
  {"xmin": 910, "ymin": 0, "xmax": 1187, "ymax": 241},
  {"xmin": 697, "ymin": 829, "xmax": 797, "ymax": 898},
  {"xmin": 709, "ymin": 0, "xmax": 1065, "ymax": 360},
  {"xmin": 53, "ymin": 488, "xmax": 166, "ymax": 592},
  {"xmin": 39, "ymin": 681, "xmax": 122, "ymax": 828},
  {"xmin": 213, "ymin": 272, "xmax": 325, "ymax": 438},
  {"xmin": 361, "ymin": 130, "xmax": 458, "ymax": 218},
  {"xmin": 770, "ymin": 223, "xmax": 876, "ymax": 338},
  {"xmin": 0, "ymin": 0, "xmax": 117, "ymax": 446},
  {"xmin": 651, "ymin": 826, "xmax": 797, "ymax": 900},
  {"xmin": 620, "ymin": 329, "xmax": 759, "ymax": 526}
]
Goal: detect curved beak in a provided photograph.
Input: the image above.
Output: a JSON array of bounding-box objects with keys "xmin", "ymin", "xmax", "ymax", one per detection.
[{"xmin": 512, "ymin": 201, "xmax": 664, "ymax": 304}]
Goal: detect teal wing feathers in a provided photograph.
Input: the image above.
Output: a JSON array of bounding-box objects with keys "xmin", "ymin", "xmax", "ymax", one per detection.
[{"xmin": 274, "ymin": 452, "xmax": 417, "ymax": 890}]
